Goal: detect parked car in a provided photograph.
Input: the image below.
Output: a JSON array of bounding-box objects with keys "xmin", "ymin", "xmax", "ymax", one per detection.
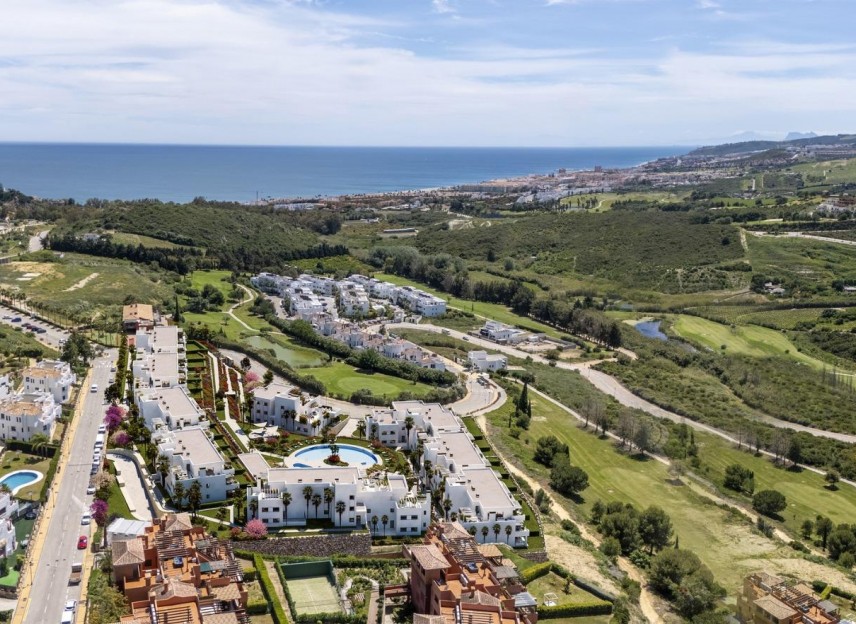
[
  {"xmin": 80, "ymin": 512, "xmax": 91, "ymax": 525},
  {"xmin": 90, "ymin": 384, "xmax": 98, "ymax": 393},
  {"xmin": 10, "ymin": 317, "xmax": 21, "ymax": 323},
  {"xmin": 77, "ymin": 536, "xmax": 88, "ymax": 549},
  {"xmin": 86, "ymin": 485, "xmax": 96, "ymax": 495}
]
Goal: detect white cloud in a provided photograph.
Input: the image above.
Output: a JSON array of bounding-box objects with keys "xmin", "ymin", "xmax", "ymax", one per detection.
[
  {"xmin": 0, "ymin": 0, "xmax": 853, "ymax": 146},
  {"xmin": 432, "ymin": 0, "xmax": 456, "ymax": 13}
]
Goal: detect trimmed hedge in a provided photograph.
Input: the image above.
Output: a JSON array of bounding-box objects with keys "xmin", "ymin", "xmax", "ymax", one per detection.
[
  {"xmin": 538, "ymin": 601, "xmax": 613, "ymax": 619},
  {"xmin": 520, "ymin": 561, "xmax": 552, "ymax": 584},
  {"xmin": 813, "ymin": 580, "xmax": 854, "ymax": 601},
  {"xmin": 254, "ymin": 554, "xmax": 288, "ymax": 624},
  {"xmin": 243, "ymin": 568, "xmax": 258, "ymax": 582},
  {"xmin": 246, "ymin": 600, "xmax": 268, "ymax": 615}
]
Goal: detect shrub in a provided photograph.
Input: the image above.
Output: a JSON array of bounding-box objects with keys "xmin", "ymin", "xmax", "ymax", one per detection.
[
  {"xmin": 752, "ymin": 489, "xmax": 787, "ymax": 517},
  {"xmin": 537, "ymin": 601, "xmax": 612, "ymax": 619},
  {"xmin": 519, "ymin": 561, "xmax": 552, "ymax": 584}
]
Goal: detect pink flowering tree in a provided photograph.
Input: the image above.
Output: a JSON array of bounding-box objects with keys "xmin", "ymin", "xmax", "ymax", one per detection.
[
  {"xmin": 244, "ymin": 518, "xmax": 268, "ymax": 539},
  {"xmin": 104, "ymin": 404, "xmax": 126, "ymax": 433},
  {"xmin": 243, "ymin": 371, "xmax": 260, "ymax": 391},
  {"xmin": 91, "ymin": 498, "xmax": 109, "ymax": 544},
  {"xmin": 111, "ymin": 431, "xmax": 132, "ymax": 448}
]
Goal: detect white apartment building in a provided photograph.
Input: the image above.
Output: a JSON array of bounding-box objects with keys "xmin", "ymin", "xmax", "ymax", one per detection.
[
  {"xmin": 155, "ymin": 426, "xmax": 236, "ymax": 503},
  {"xmin": 396, "ymin": 287, "xmax": 447, "ymax": 317},
  {"xmin": 479, "ymin": 321, "xmax": 525, "ymax": 344},
  {"xmin": 250, "ymin": 382, "xmax": 341, "ymax": 436},
  {"xmin": 0, "ymin": 492, "xmax": 18, "ymax": 556},
  {"xmin": 468, "ymin": 351, "xmax": 508, "ymax": 372},
  {"xmin": 444, "ymin": 467, "xmax": 529, "ymax": 547},
  {"xmin": 338, "ymin": 282, "xmax": 371, "ymax": 317},
  {"xmin": 137, "ymin": 386, "xmax": 206, "ymax": 431},
  {"xmin": 21, "ymin": 359, "xmax": 76, "ymax": 403},
  {"xmin": 134, "ymin": 325, "xmax": 185, "ymax": 354},
  {"xmin": 368, "ymin": 401, "xmax": 529, "ymax": 547},
  {"xmin": 247, "ymin": 464, "xmax": 430, "ymax": 533},
  {"xmin": 133, "ymin": 351, "xmax": 184, "ymax": 389},
  {"xmin": 0, "ymin": 392, "xmax": 61, "ymax": 441}
]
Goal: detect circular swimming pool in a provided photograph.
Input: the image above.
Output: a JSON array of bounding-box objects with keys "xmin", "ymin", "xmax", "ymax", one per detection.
[
  {"xmin": 0, "ymin": 470, "xmax": 43, "ymax": 495},
  {"xmin": 287, "ymin": 444, "xmax": 381, "ymax": 469}
]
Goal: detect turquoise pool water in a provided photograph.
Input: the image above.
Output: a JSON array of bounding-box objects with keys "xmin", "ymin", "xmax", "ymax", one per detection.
[
  {"xmin": 0, "ymin": 470, "xmax": 42, "ymax": 494},
  {"xmin": 290, "ymin": 444, "xmax": 380, "ymax": 468}
]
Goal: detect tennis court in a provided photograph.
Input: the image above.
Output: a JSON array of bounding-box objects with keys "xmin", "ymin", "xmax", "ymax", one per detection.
[{"xmin": 281, "ymin": 560, "xmax": 343, "ymax": 616}]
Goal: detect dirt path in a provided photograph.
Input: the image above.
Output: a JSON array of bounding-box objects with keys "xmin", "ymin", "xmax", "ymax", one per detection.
[
  {"xmin": 473, "ymin": 411, "xmax": 665, "ymax": 624},
  {"xmin": 64, "ymin": 272, "xmax": 99, "ymax": 291},
  {"xmin": 263, "ymin": 560, "xmax": 290, "ymax": 618},
  {"xmin": 227, "ymin": 284, "xmax": 257, "ymax": 331}
]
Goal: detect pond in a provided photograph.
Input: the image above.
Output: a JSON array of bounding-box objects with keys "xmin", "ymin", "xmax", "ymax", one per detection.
[
  {"xmin": 287, "ymin": 444, "xmax": 381, "ymax": 469},
  {"xmin": 635, "ymin": 320, "xmax": 669, "ymax": 341},
  {"xmin": 245, "ymin": 334, "xmax": 324, "ymax": 368},
  {"xmin": 0, "ymin": 470, "xmax": 43, "ymax": 495}
]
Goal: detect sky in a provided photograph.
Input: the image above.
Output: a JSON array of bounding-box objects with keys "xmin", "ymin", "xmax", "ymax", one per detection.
[{"xmin": 1, "ymin": 0, "xmax": 855, "ymax": 147}]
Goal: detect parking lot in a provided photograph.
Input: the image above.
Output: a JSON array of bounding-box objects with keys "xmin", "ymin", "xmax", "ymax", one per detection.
[{"xmin": 0, "ymin": 303, "xmax": 70, "ymax": 351}]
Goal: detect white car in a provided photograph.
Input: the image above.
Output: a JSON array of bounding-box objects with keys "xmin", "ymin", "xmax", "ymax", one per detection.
[
  {"xmin": 86, "ymin": 485, "xmax": 96, "ymax": 495},
  {"xmin": 97, "ymin": 424, "xmax": 106, "ymax": 434},
  {"xmin": 64, "ymin": 600, "xmax": 77, "ymax": 613},
  {"xmin": 81, "ymin": 513, "xmax": 91, "ymax": 525},
  {"xmin": 90, "ymin": 384, "xmax": 98, "ymax": 393}
]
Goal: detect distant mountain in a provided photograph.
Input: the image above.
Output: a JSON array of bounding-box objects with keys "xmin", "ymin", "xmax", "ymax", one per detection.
[
  {"xmin": 784, "ymin": 131, "xmax": 818, "ymax": 141},
  {"xmin": 688, "ymin": 133, "xmax": 856, "ymax": 158}
]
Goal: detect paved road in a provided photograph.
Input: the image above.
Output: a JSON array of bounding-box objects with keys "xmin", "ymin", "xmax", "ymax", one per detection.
[
  {"xmin": 386, "ymin": 322, "xmax": 856, "ymax": 445},
  {"xmin": 749, "ymin": 230, "xmax": 856, "ymax": 248},
  {"xmin": 21, "ymin": 351, "xmax": 116, "ymax": 624}
]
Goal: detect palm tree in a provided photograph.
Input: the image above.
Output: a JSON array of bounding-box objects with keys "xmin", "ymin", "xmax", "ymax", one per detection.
[
  {"xmin": 423, "ymin": 460, "xmax": 433, "ymax": 481},
  {"xmin": 303, "ymin": 486, "xmax": 313, "ymax": 518},
  {"xmin": 450, "ymin": 511, "xmax": 458, "ymax": 522},
  {"xmin": 492, "ymin": 523, "xmax": 501, "ymax": 542},
  {"xmin": 249, "ymin": 499, "xmax": 258, "ymax": 520},
  {"xmin": 187, "ymin": 481, "xmax": 203, "ymax": 519},
  {"xmin": 371, "ymin": 515, "xmax": 379, "ymax": 535},
  {"xmin": 381, "ymin": 514, "xmax": 389, "ymax": 536},
  {"xmin": 356, "ymin": 419, "xmax": 366, "ymax": 440},
  {"xmin": 29, "ymin": 433, "xmax": 50, "ymax": 457},
  {"xmin": 156, "ymin": 454, "xmax": 170, "ymax": 485},
  {"xmin": 312, "ymin": 493, "xmax": 322, "ymax": 518},
  {"xmin": 336, "ymin": 501, "xmax": 346, "ymax": 526},
  {"xmin": 281, "ymin": 491, "xmax": 292, "ymax": 523},
  {"xmin": 324, "ymin": 487, "xmax": 334, "ymax": 516},
  {"xmin": 173, "ymin": 481, "xmax": 186, "ymax": 510},
  {"xmin": 443, "ymin": 498, "xmax": 452, "ymax": 521},
  {"xmin": 505, "ymin": 525, "xmax": 512, "ymax": 544},
  {"xmin": 404, "ymin": 416, "xmax": 415, "ymax": 446},
  {"xmin": 215, "ymin": 506, "xmax": 228, "ymax": 524},
  {"xmin": 481, "ymin": 526, "xmax": 489, "ymax": 543},
  {"xmin": 468, "ymin": 526, "xmax": 477, "ymax": 538}
]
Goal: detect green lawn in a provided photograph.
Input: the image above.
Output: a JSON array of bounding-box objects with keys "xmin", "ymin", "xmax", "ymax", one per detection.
[
  {"xmin": 375, "ymin": 272, "xmax": 566, "ymax": 339},
  {"xmin": 0, "ymin": 450, "xmax": 53, "ymax": 501},
  {"xmin": 670, "ymin": 314, "xmax": 828, "ymax": 369},
  {"xmin": 105, "ymin": 462, "xmax": 134, "ymax": 519},
  {"xmin": 693, "ymin": 430, "xmax": 856, "ymax": 534},
  {"xmin": 527, "ymin": 571, "xmax": 604, "ymax": 607},
  {"xmin": 301, "ymin": 361, "xmax": 433, "ymax": 399},
  {"xmin": 483, "ymin": 393, "xmax": 815, "ymax": 593},
  {"xmin": 0, "ymin": 569, "xmax": 20, "ymax": 588}
]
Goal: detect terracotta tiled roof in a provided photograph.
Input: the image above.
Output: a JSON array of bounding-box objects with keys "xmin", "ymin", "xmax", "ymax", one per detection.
[
  {"xmin": 755, "ymin": 595, "xmax": 798, "ymax": 621},
  {"xmin": 410, "ymin": 544, "xmax": 451, "ymax": 571},
  {"xmin": 413, "ymin": 615, "xmax": 447, "ymax": 624},
  {"xmin": 477, "ymin": 544, "xmax": 502, "ymax": 559},
  {"xmin": 151, "ymin": 578, "xmax": 198, "ymax": 600},
  {"xmin": 164, "ymin": 512, "xmax": 194, "ymax": 533},
  {"xmin": 113, "ymin": 539, "xmax": 145, "ymax": 566},
  {"xmin": 461, "ymin": 590, "xmax": 501, "ymax": 608}
]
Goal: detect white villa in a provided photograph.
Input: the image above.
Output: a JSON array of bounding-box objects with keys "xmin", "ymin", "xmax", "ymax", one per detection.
[
  {"xmin": 0, "ymin": 491, "xmax": 19, "ymax": 556},
  {"xmin": 0, "ymin": 392, "xmax": 61, "ymax": 441},
  {"xmin": 21, "ymin": 360, "xmax": 76, "ymax": 403},
  {"xmin": 250, "ymin": 382, "xmax": 342, "ymax": 436},
  {"xmin": 367, "ymin": 401, "xmax": 530, "ymax": 547},
  {"xmin": 246, "ymin": 463, "xmax": 431, "ymax": 533},
  {"xmin": 132, "ymin": 325, "xmax": 187, "ymax": 389},
  {"xmin": 479, "ymin": 321, "xmax": 526, "ymax": 344},
  {"xmin": 468, "ymin": 350, "xmax": 508, "ymax": 372},
  {"xmin": 137, "ymin": 385, "xmax": 206, "ymax": 432},
  {"xmin": 154, "ymin": 426, "xmax": 237, "ymax": 503}
]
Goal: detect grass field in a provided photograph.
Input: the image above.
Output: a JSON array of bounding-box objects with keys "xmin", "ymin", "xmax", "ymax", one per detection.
[
  {"xmin": 0, "ymin": 326, "xmax": 59, "ymax": 371},
  {"xmin": 375, "ymin": 272, "xmax": 566, "ymax": 339},
  {"xmin": 285, "ymin": 575, "xmax": 342, "ymax": 616},
  {"xmin": 693, "ymin": 430, "xmax": 856, "ymax": 534},
  {"xmin": 301, "ymin": 361, "xmax": 433, "ymax": 399},
  {"xmin": 0, "ymin": 252, "xmax": 176, "ymax": 314},
  {"xmin": 670, "ymin": 315, "xmax": 829, "ymax": 369},
  {"xmin": 482, "ymin": 393, "xmax": 824, "ymax": 593},
  {"xmin": 107, "ymin": 231, "xmax": 189, "ymax": 249}
]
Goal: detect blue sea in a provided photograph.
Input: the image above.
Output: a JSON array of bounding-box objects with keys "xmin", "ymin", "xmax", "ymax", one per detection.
[{"xmin": 0, "ymin": 143, "xmax": 689, "ymax": 203}]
